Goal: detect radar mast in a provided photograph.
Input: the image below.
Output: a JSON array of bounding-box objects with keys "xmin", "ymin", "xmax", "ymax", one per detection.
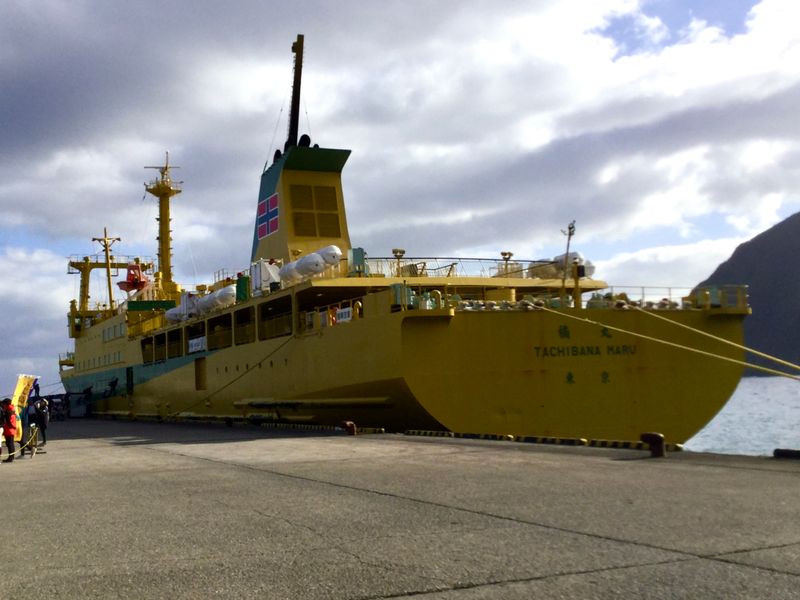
[{"xmin": 145, "ymin": 152, "xmax": 182, "ymax": 297}]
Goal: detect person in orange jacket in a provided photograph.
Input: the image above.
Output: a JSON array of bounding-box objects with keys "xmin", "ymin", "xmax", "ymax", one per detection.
[{"xmin": 1, "ymin": 398, "xmax": 17, "ymax": 463}]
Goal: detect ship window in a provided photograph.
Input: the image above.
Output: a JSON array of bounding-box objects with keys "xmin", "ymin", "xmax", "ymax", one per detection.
[
  {"xmin": 234, "ymin": 306, "xmax": 255, "ymax": 345},
  {"xmin": 141, "ymin": 338, "xmax": 154, "ymax": 364},
  {"xmin": 185, "ymin": 321, "xmax": 206, "ymax": 354},
  {"xmin": 258, "ymin": 298, "xmax": 293, "ymax": 340},
  {"xmin": 208, "ymin": 313, "xmax": 233, "ymax": 350},
  {"xmin": 154, "ymin": 333, "xmax": 167, "ymax": 362},
  {"xmin": 167, "ymin": 328, "xmax": 183, "ymax": 359}
]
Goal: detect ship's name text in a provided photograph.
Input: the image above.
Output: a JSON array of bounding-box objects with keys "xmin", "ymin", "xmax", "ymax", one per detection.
[{"xmin": 533, "ymin": 344, "xmax": 637, "ymax": 358}]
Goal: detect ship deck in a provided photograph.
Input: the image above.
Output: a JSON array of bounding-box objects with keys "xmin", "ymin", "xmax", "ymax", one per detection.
[{"xmin": 7, "ymin": 419, "xmax": 798, "ymax": 598}]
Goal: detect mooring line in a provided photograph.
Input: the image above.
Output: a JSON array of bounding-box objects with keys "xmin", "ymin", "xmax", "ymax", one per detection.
[
  {"xmin": 537, "ymin": 305, "xmax": 800, "ymax": 381},
  {"xmin": 631, "ymin": 305, "xmax": 800, "ymax": 374},
  {"xmin": 166, "ymin": 335, "xmax": 294, "ymax": 418}
]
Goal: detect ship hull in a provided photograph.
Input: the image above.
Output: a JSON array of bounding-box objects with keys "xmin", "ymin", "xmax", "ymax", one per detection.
[{"xmin": 61, "ymin": 306, "xmax": 744, "ymax": 443}]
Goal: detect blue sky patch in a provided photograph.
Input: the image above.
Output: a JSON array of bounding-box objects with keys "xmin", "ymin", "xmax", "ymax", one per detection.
[{"xmin": 600, "ymin": 0, "xmax": 758, "ymax": 56}]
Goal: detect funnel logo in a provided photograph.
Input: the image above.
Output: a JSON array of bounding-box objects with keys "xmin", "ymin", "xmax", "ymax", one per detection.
[{"xmin": 257, "ymin": 193, "xmax": 279, "ymax": 239}]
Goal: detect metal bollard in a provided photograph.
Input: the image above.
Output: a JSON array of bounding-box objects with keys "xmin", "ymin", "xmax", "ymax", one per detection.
[{"xmin": 640, "ymin": 432, "xmax": 666, "ymax": 458}]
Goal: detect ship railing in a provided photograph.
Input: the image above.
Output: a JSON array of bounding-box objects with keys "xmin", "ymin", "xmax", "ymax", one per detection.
[
  {"xmin": 58, "ymin": 351, "xmax": 75, "ymax": 372},
  {"xmin": 213, "ymin": 268, "xmax": 238, "ymax": 284},
  {"xmin": 598, "ymin": 285, "xmax": 749, "ymax": 311},
  {"xmin": 599, "ymin": 286, "xmax": 692, "ymax": 308},
  {"xmin": 683, "ymin": 284, "xmax": 750, "ymax": 311},
  {"xmin": 356, "ymin": 257, "xmax": 556, "ymax": 279},
  {"xmin": 233, "ymin": 256, "xmax": 559, "ymax": 285}
]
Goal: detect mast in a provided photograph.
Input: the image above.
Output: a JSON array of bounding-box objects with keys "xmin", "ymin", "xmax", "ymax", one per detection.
[
  {"xmin": 286, "ymin": 34, "xmax": 304, "ymax": 150},
  {"xmin": 67, "ymin": 231, "xmax": 131, "ymax": 338},
  {"xmin": 94, "ymin": 227, "xmax": 121, "ymax": 312},
  {"xmin": 145, "ymin": 152, "xmax": 182, "ymax": 297}
]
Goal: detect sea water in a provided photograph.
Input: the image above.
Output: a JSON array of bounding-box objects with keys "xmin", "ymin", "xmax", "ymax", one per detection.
[{"xmin": 685, "ymin": 376, "xmax": 800, "ymax": 456}]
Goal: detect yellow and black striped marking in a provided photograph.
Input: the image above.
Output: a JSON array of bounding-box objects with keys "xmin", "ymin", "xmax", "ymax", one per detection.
[
  {"xmin": 589, "ymin": 439, "xmax": 683, "ymax": 452},
  {"xmin": 453, "ymin": 432, "xmax": 515, "ymax": 441},
  {"xmin": 404, "ymin": 430, "xmax": 455, "ymax": 438},
  {"xmin": 514, "ymin": 436, "xmax": 588, "ymax": 446},
  {"xmin": 259, "ymin": 422, "xmax": 339, "ymax": 433},
  {"xmin": 355, "ymin": 426, "xmax": 387, "ymax": 434}
]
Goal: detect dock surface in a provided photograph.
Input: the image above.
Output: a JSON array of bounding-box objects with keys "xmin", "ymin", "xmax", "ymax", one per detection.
[{"xmin": 3, "ymin": 419, "xmax": 799, "ymax": 599}]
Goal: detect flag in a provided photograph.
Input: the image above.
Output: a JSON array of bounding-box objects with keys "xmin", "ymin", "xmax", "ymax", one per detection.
[
  {"xmin": 11, "ymin": 374, "xmax": 37, "ymax": 442},
  {"xmin": 257, "ymin": 193, "xmax": 279, "ymax": 239}
]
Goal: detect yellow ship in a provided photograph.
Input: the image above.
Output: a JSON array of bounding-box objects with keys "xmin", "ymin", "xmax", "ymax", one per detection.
[{"xmin": 59, "ymin": 35, "xmax": 750, "ymax": 443}]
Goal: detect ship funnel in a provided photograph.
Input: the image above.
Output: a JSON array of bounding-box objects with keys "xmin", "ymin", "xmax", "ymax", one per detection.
[{"xmin": 251, "ymin": 36, "xmax": 352, "ymax": 265}]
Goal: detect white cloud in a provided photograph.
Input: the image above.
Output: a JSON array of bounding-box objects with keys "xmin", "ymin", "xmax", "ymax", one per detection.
[
  {"xmin": 594, "ymin": 237, "xmax": 747, "ymax": 288},
  {"xmin": 738, "ymin": 139, "xmax": 790, "ymax": 172},
  {"xmin": 725, "ymin": 192, "xmax": 783, "ymax": 234}
]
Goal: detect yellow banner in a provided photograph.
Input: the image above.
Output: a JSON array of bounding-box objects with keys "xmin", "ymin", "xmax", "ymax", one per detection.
[{"xmin": 10, "ymin": 374, "xmax": 37, "ymax": 442}]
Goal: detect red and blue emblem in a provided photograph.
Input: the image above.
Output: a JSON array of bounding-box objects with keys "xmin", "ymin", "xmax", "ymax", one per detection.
[{"xmin": 257, "ymin": 193, "xmax": 279, "ymax": 239}]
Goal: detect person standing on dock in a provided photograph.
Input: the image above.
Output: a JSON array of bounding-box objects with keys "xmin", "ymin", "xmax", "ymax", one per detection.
[
  {"xmin": 1, "ymin": 398, "xmax": 17, "ymax": 463},
  {"xmin": 31, "ymin": 396, "xmax": 48, "ymax": 446},
  {"xmin": 18, "ymin": 395, "xmax": 31, "ymax": 457}
]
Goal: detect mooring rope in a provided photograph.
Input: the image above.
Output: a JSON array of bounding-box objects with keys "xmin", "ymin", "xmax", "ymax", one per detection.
[
  {"xmin": 537, "ymin": 305, "xmax": 800, "ymax": 381},
  {"xmin": 7, "ymin": 425, "xmax": 38, "ymax": 458},
  {"xmin": 630, "ymin": 305, "xmax": 800, "ymax": 374},
  {"xmin": 167, "ymin": 335, "xmax": 295, "ymax": 418}
]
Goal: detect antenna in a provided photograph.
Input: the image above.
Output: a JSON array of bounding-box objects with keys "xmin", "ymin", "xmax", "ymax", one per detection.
[
  {"xmin": 145, "ymin": 151, "xmax": 182, "ymax": 178},
  {"xmin": 560, "ymin": 220, "xmax": 576, "ymax": 305}
]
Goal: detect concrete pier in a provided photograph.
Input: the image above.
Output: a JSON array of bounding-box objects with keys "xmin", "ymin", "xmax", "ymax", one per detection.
[{"xmin": 3, "ymin": 419, "xmax": 799, "ymax": 599}]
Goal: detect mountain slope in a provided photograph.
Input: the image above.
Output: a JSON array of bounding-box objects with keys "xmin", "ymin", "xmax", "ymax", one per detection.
[{"xmin": 699, "ymin": 212, "xmax": 800, "ymax": 373}]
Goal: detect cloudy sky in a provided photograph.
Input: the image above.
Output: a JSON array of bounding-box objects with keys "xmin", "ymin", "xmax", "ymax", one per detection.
[{"xmin": 1, "ymin": 0, "xmax": 798, "ymax": 395}]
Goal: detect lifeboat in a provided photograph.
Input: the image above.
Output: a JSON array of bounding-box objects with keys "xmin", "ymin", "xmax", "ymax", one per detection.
[{"xmin": 117, "ymin": 262, "xmax": 149, "ymax": 292}]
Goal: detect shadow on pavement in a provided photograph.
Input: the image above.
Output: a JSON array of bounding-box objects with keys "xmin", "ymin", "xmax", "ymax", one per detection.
[{"xmin": 49, "ymin": 417, "xmax": 350, "ymax": 447}]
